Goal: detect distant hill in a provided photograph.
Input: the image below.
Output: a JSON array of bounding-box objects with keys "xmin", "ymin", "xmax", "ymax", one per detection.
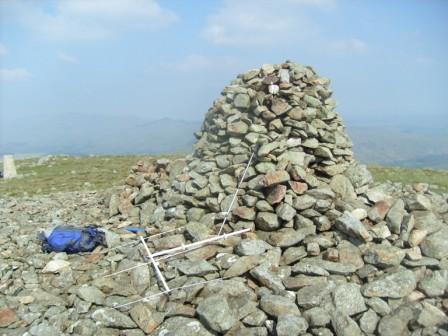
[
  {"xmin": 348, "ymin": 126, "xmax": 448, "ymax": 169},
  {"xmin": 1, "ymin": 115, "xmax": 447, "ymax": 169}
]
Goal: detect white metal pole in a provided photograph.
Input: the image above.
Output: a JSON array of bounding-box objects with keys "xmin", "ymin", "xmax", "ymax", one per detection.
[
  {"xmin": 103, "ymin": 228, "xmax": 250, "ymax": 278},
  {"xmin": 112, "ymin": 275, "xmax": 233, "ymax": 309},
  {"xmin": 217, "ymin": 150, "xmax": 255, "ymax": 235},
  {"xmin": 151, "ymin": 227, "xmax": 250, "ymax": 257},
  {"xmin": 139, "ymin": 236, "xmax": 170, "ymax": 292}
]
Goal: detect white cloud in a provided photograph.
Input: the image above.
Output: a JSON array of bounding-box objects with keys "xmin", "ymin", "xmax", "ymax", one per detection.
[
  {"xmin": 0, "ymin": 43, "xmax": 7, "ymax": 56},
  {"xmin": 57, "ymin": 52, "xmax": 79, "ymax": 64},
  {"xmin": 328, "ymin": 38, "xmax": 368, "ymax": 54},
  {"xmin": 201, "ymin": 0, "xmax": 334, "ymax": 46},
  {"xmin": 162, "ymin": 54, "xmax": 213, "ymax": 72},
  {"xmin": 2, "ymin": 0, "xmax": 178, "ymax": 41},
  {"xmin": 146, "ymin": 54, "xmax": 239, "ymax": 74},
  {"xmin": 0, "ymin": 68, "xmax": 32, "ymax": 81},
  {"xmin": 415, "ymin": 57, "xmax": 436, "ymax": 66}
]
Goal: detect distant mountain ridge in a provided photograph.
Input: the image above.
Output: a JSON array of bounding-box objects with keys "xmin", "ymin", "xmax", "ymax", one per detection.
[{"xmin": 1, "ymin": 116, "xmax": 447, "ymax": 169}]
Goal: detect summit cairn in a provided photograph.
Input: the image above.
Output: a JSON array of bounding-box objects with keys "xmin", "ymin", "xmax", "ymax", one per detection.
[{"xmin": 109, "ymin": 61, "xmax": 448, "ymax": 336}]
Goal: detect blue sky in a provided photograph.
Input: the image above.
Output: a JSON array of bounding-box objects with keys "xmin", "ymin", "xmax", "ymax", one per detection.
[{"xmin": 1, "ymin": 0, "xmax": 447, "ymax": 148}]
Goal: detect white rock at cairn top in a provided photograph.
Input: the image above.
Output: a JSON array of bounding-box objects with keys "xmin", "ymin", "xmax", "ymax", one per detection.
[{"xmin": 3, "ymin": 155, "xmax": 18, "ymax": 179}]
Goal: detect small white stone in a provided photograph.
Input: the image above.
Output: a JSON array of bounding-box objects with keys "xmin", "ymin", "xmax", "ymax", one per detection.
[
  {"xmin": 42, "ymin": 260, "xmax": 70, "ymax": 273},
  {"xmin": 352, "ymin": 208, "xmax": 368, "ymax": 220},
  {"xmin": 268, "ymin": 84, "xmax": 279, "ymax": 95}
]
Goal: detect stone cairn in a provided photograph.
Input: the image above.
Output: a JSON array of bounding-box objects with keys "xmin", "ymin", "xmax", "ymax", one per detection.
[{"xmin": 108, "ymin": 61, "xmax": 448, "ymax": 335}]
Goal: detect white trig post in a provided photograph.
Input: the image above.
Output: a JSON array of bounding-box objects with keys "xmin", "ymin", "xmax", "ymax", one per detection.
[
  {"xmin": 3, "ymin": 155, "xmax": 18, "ymax": 179},
  {"xmin": 139, "ymin": 236, "xmax": 170, "ymax": 292}
]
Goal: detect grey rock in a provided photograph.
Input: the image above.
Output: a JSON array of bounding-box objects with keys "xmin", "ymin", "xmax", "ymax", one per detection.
[
  {"xmin": 154, "ymin": 317, "xmax": 213, "ymax": 336},
  {"xmin": 268, "ymin": 228, "xmax": 307, "ymax": 247},
  {"xmin": 92, "ymin": 308, "xmax": 137, "ymax": 328},
  {"xmin": 29, "ymin": 322, "xmax": 60, "ymax": 336},
  {"xmin": 293, "ymin": 195, "xmax": 317, "ymax": 210},
  {"xmin": 279, "ymin": 68, "xmax": 290, "ymax": 83},
  {"xmin": 235, "ymin": 239, "xmax": 269, "ymax": 256},
  {"xmin": 416, "ymin": 301, "xmax": 448, "ymax": 327},
  {"xmin": 363, "ymin": 244, "xmax": 405, "ymax": 268},
  {"xmin": 331, "ymin": 310, "xmax": 362, "ymax": 336},
  {"xmin": 296, "ymin": 282, "xmax": 335, "ymax": 309},
  {"xmin": 258, "ymin": 142, "xmax": 281, "ymax": 157},
  {"xmin": 224, "ymin": 255, "xmax": 261, "ymax": 277},
  {"xmin": 276, "ymin": 314, "xmax": 309, "ymax": 336},
  {"xmin": 413, "ymin": 211, "xmax": 444, "ymax": 234},
  {"xmin": 130, "ymin": 262, "xmax": 151, "ymax": 293},
  {"xmin": 366, "ymin": 298, "xmax": 391, "ymax": 316},
  {"xmin": 406, "ymin": 194, "xmax": 432, "ymax": 211},
  {"xmin": 196, "ymin": 295, "xmax": 238, "ymax": 333},
  {"xmin": 359, "ymin": 309, "xmax": 379, "ymax": 334},
  {"xmin": 299, "ymin": 257, "xmax": 357, "ymax": 275},
  {"xmin": 77, "ymin": 285, "xmax": 106, "ymax": 305},
  {"xmin": 283, "ymin": 275, "xmax": 328, "ymax": 290},
  {"xmin": 418, "ymin": 270, "xmax": 448, "ymax": 297},
  {"xmin": 330, "ymin": 175, "xmax": 356, "ymax": 200},
  {"xmin": 242, "ymin": 309, "xmax": 268, "ymax": 327},
  {"xmin": 250, "ymin": 265, "xmax": 285, "ymax": 292},
  {"xmin": 234, "ymin": 93, "xmax": 251, "ymax": 109},
  {"xmin": 236, "ymin": 327, "xmax": 268, "ymax": 336},
  {"xmin": 386, "ymin": 199, "xmax": 406, "ymax": 234},
  {"xmin": 332, "ymin": 283, "xmax": 366, "ymax": 316},
  {"xmin": 256, "ymin": 212, "xmax": 280, "ymax": 231},
  {"xmin": 304, "ymin": 95, "xmax": 321, "ymax": 108},
  {"xmin": 260, "ymin": 294, "xmax": 300, "ymax": 317},
  {"xmin": 282, "ymin": 246, "xmax": 307, "ymax": 265},
  {"xmin": 362, "ymin": 268, "xmax": 416, "ymax": 298},
  {"xmin": 420, "ymin": 227, "xmax": 448, "ymax": 259},
  {"xmin": 176, "ymin": 260, "xmax": 217, "ymax": 276},
  {"xmin": 278, "ymin": 151, "xmax": 306, "ymax": 166},
  {"xmin": 255, "ymin": 162, "xmax": 277, "ymax": 173},
  {"xmin": 303, "ymin": 307, "xmax": 331, "ymax": 327},
  {"xmin": 292, "ymin": 261, "xmax": 329, "ymax": 277},
  {"xmin": 307, "ymin": 188, "xmax": 335, "ymax": 200},
  {"xmin": 276, "ymin": 203, "xmax": 297, "ymax": 221},
  {"xmin": 377, "ymin": 305, "xmax": 415, "ymax": 336},
  {"xmin": 335, "ymin": 212, "xmax": 372, "ymax": 242},
  {"xmin": 310, "ymin": 327, "xmax": 333, "ymax": 336},
  {"xmin": 344, "ymin": 163, "xmax": 373, "ymax": 189},
  {"xmin": 134, "ymin": 183, "xmax": 154, "ymax": 204}
]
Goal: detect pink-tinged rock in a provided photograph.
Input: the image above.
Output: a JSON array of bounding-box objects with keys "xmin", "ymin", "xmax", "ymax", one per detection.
[
  {"xmin": 289, "ymin": 181, "xmax": 308, "ymax": 195},
  {"xmin": 271, "ymin": 98, "xmax": 290, "ymax": 116},
  {"xmin": 262, "ymin": 170, "xmax": 290, "ymax": 187},
  {"xmin": 233, "ymin": 206, "xmax": 256, "ymax": 220},
  {"xmin": 266, "ymin": 185, "xmax": 287, "ymax": 205},
  {"xmin": 0, "ymin": 308, "xmax": 17, "ymax": 327},
  {"xmin": 368, "ymin": 201, "xmax": 390, "ymax": 222}
]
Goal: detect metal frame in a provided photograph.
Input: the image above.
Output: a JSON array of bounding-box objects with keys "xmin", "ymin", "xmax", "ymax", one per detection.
[{"xmin": 102, "ymin": 149, "xmax": 256, "ymax": 309}]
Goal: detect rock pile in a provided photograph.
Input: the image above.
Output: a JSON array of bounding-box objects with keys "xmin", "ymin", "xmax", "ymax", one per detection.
[
  {"xmin": 108, "ymin": 61, "xmax": 448, "ymax": 335},
  {"xmin": 1, "ymin": 61, "xmax": 447, "ymax": 336},
  {"xmin": 104, "ymin": 61, "xmax": 448, "ymax": 335}
]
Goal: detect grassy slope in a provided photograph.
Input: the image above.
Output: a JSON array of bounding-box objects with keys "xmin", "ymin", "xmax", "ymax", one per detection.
[{"xmin": 1, "ymin": 156, "xmax": 447, "ymax": 198}]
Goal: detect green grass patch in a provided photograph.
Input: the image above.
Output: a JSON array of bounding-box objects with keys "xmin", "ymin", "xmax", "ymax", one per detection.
[
  {"xmin": 369, "ymin": 165, "xmax": 448, "ymax": 193},
  {"xmin": 0, "ymin": 155, "xmax": 180, "ymax": 197},
  {"xmin": 1, "ymin": 156, "xmax": 447, "ymax": 198}
]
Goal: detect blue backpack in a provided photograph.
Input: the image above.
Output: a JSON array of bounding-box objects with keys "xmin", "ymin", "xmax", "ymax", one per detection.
[{"xmin": 39, "ymin": 225, "xmax": 106, "ymax": 253}]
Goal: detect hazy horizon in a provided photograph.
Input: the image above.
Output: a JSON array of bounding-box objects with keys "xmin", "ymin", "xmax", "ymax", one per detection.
[{"xmin": 1, "ymin": 0, "xmax": 447, "ymax": 157}]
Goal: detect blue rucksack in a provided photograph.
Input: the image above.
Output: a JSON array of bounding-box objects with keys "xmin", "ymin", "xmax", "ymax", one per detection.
[{"xmin": 39, "ymin": 225, "xmax": 106, "ymax": 253}]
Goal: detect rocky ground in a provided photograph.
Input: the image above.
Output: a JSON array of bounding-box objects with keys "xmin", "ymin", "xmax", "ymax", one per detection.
[
  {"xmin": 1, "ymin": 60, "xmax": 448, "ymax": 336},
  {"xmin": 1, "ymin": 182, "xmax": 448, "ymax": 336}
]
